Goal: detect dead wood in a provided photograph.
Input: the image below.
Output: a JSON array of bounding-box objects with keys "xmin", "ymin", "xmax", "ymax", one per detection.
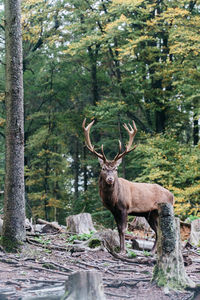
[
  {"xmin": 132, "ymin": 238, "xmax": 154, "ymax": 251},
  {"xmin": 37, "ymin": 218, "xmax": 63, "ymax": 232},
  {"xmin": 152, "ymin": 203, "xmax": 196, "ymax": 290},
  {"xmin": 66, "ymin": 271, "xmax": 106, "ymax": 300},
  {"xmin": 66, "ymin": 213, "xmax": 96, "ymax": 235},
  {"xmin": 105, "ymin": 246, "xmax": 156, "ymax": 265},
  {"xmin": 26, "ymin": 237, "xmax": 66, "ymax": 251}
]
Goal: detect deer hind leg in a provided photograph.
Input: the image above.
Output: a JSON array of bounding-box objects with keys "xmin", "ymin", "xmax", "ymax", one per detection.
[
  {"xmin": 145, "ymin": 210, "xmax": 158, "ymax": 252},
  {"xmin": 114, "ymin": 210, "xmax": 128, "ymax": 253}
]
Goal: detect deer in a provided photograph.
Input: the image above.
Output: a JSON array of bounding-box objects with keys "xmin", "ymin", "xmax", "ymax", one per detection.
[{"xmin": 82, "ymin": 118, "xmax": 174, "ymax": 253}]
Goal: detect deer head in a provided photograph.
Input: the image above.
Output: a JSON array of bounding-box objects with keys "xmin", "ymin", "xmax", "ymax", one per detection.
[{"xmin": 82, "ymin": 118, "xmax": 137, "ymax": 185}]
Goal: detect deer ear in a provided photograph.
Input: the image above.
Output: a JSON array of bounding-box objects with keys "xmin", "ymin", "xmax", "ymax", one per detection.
[
  {"xmin": 115, "ymin": 158, "xmax": 122, "ymax": 167},
  {"xmin": 98, "ymin": 157, "xmax": 104, "ymax": 166}
]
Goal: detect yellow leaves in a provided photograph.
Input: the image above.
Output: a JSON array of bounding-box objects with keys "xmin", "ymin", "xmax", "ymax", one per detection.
[
  {"xmin": 0, "ymin": 118, "xmax": 5, "ymax": 127},
  {"xmin": 105, "ymin": 14, "xmax": 129, "ymax": 33},
  {"xmin": 47, "ymin": 198, "xmax": 63, "ymax": 208},
  {"xmin": 0, "ymin": 93, "xmax": 5, "ymax": 102},
  {"xmin": 119, "ymin": 35, "xmax": 153, "ymax": 59},
  {"xmin": 112, "ymin": 0, "xmax": 144, "ymax": 7},
  {"xmin": 23, "ymin": 0, "xmax": 44, "ymax": 5}
]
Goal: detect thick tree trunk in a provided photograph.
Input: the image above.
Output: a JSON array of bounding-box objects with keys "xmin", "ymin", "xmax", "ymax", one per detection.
[
  {"xmin": 152, "ymin": 203, "xmax": 195, "ymax": 290},
  {"xmin": 2, "ymin": 0, "xmax": 25, "ymax": 250},
  {"xmin": 66, "ymin": 271, "xmax": 106, "ymax": 300}
]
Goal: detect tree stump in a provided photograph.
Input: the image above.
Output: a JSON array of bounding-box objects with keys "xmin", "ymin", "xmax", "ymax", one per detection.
[
  {"xmin": 189, "ymin": 219, "xmax": 200, "ymax": 246},
  {"xmin": 152, "ymin": 203, "xmax": 195, "ymax": 290},
  {"xmin": 66, "ymin": 213, "xmax": 96, "ymax": 235},
  {"xmin": 65, "ymin": 271, "xmax": 106, "ymax": 300}
]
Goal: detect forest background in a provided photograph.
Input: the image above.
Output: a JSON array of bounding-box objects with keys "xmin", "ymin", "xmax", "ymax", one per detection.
[{"xmin": 0, "ymin": 0, "xmax": 199, "ymax": 228}]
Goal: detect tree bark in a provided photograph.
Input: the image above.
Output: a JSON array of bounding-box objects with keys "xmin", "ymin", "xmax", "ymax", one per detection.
[
  {"xmin": 2, "ymin": 0, "xmax": 25, "ymax": 250},
  {"xmin": 152, "ymin": 203, "xmax": 195, "ymax": 290},
  {"xmin": 66, "ymin": 271, "xmax": 106, "ymax": 300}
]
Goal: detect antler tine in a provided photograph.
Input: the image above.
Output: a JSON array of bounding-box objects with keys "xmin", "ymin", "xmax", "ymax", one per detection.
[
  {"xmin": 123, "ymin": 121, "xmax": 137, "ymax": 151},
  {"xmin": 101, "ymin": 144, "xmax": 107, "ymax": 162},
  {"xmin": 82, "ymin": 118, "xmax": 95, "ymax": 151},
  {"xmin": 113, "ymin": 140, "xmax": 122, "ymax": 161},
  {"xmin": 114, "ymin": 120, "xmax": 137, "ymax": 161},
  {"xmin": 82, "ymin": 118, "xmax": 107, "ymax": 161}
]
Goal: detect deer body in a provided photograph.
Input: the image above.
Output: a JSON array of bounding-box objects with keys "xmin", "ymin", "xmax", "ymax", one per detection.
[{"xmin": 82, "ymin": 119, "xmax": 174, "ymax": 252}]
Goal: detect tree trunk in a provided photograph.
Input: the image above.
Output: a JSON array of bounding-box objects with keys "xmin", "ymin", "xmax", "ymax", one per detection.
[
  {"xmin": 2, "ymin": 0, "xmax": 25, "ymax": 250},
  {"xmin": 66, "ymin": 271, "xmax": 106, "ymax": 300},
  {"xmin": 152, "ymin": 203, "xmax": 195, "ymax": 290}
]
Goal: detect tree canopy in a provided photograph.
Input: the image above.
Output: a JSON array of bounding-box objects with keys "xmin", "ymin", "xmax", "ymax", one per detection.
[{"xmin": 0, "ymin": 0, "xmax": 199, "ymax": 225}]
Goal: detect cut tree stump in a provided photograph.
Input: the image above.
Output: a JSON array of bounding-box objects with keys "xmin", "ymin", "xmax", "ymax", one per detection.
[
  {"xmin": 66, "ymin": 213, "xmax": 96, "ymax": 235},
  {"xmin": 189, "ymin": 218, "xmax": 200, "ymax": 246},
  {"xmin": 65, "ymin": 271, "xmax": 106, "ymax": 300},
  {"xmin": 152, "ymin": 203, "xmax": 196, "ymax": 290}
]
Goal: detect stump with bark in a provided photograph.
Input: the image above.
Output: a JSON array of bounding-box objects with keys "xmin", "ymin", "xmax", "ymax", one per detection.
[
  {"xmin": 66, "ymin": 213, "xmax": 96, "ymax": 235},
  {"xmin": 65, "ymin": 271, "xmax": 106, "ymax": 300},
  {"xmin": 152, "ymin": 203, "xmax": 195, "ymax": 290}
]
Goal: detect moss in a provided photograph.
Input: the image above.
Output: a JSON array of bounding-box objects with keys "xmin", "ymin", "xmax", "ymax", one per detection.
[
  {"xmin": 114, "ymin": 246, "xmax": 120, "ymax": 253},
  {"xmin": 1, "ymin": 236, "xmax": 23, "ymax": 253},
  {"xmin": 88, "ymin": 238, "xmax": 101, "ymax": 248},
  {"xmin": 152, "ymin": 265, "xmax": 167, "ymax": 287},
  {"xmin": 153, "ymin": 265, "xmax": 191, "ymax": 290}
]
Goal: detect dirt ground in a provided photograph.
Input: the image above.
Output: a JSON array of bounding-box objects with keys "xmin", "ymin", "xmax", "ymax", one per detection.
[{"xmin": 0, "ymin": 231, "xmax": 199, "ymax": 300}]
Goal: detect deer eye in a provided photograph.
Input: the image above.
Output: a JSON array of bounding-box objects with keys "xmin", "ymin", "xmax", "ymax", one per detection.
[{"xmin": 102, "ymin": 166, "xmax": 106, "ymax": 171}]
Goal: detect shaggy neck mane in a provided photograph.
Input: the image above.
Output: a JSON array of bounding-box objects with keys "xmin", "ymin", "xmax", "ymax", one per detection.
[{"xmin": 99, "ymin": 175, "xmax": 119, "ymax": 208}]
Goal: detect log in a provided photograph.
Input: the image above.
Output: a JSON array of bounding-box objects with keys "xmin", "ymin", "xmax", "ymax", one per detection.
[
  {"xmin": 65, "ymin": 271, "xmax": 106, "ymax": 300},
  {"xmin": 37, "ymin": 218, "xmax": 63, "ymax": 232},
  {"xmin": 132, "ymin": 238, "xmax": 154, "ymax": 251},
  {"xmin": 152, "ymin": 203, "xmax": 196, "ymax": 290}
]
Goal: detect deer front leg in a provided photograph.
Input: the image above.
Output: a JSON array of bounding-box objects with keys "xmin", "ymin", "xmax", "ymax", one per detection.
[{"xmin": 115, "ymin": 209, "xmax": 128, "ymax": 254}]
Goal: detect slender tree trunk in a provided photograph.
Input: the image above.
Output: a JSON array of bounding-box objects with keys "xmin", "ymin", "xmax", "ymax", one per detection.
[
  {"xmin": 193, "ymin": 100, "xmax": 199, "ymax": 145},
  {"xmin": 83, "ymin": 145, "xmax": 88, "ymax": 192},
  {"xmin": 74, "ymin": 138, "xmax": 79, "ymax": 202},
  {"xmin": 3, "ymin": 0, "xmax": 25, "ymax": 250}
]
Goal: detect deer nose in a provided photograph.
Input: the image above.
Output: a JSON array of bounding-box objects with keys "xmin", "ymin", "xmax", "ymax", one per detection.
[{"xmin": 106, "ymin": 176, "xmax": 114, "ymax": 185}]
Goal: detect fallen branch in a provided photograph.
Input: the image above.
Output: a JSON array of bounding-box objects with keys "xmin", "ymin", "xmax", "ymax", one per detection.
[
  {"xmin": 26, "ymin": 237, "xmax": 66, "ymax": 251},
  {"xmin": 37, "ymin": 218, "xmax": 63, "ymax": 232},
  {"xmin": 105, "ymin": 246, "xmax": 156, "ymax": 265}
]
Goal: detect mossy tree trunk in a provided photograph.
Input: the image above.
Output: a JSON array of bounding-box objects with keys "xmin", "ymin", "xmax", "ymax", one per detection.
[
  {"xmin": 152, "ymin": 203, "xmax": 195, "ymax": 290},
  {"xmin": 2, "ymin": 0, "xmax": 25, "ymax": 251}
]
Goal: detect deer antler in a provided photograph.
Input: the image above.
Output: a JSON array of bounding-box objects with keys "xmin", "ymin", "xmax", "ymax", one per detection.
[
  {"xmin": 114, "ymin": 120, "xmax": 137, "ymax": 161},
  {"xmin": 82, "ymin": 118, "xmax": 107, "ymax": 161}
]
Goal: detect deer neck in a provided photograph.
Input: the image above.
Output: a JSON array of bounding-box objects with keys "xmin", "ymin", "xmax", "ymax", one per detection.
[{"xmin": 99, "ymin": 175, "xmax": 119, "ymax": 208}]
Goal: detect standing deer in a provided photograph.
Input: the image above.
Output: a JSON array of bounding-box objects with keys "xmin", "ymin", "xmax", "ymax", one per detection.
[{"xmin": 82, "ymin": 119, "xmax": 174, "ymax": 253}]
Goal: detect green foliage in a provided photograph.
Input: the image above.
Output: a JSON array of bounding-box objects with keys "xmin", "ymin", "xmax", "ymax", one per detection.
[
  {"xmin": 127, "ymin": 249, "xmax": 137, "ymax": 258},
  {"xmin": 67, "ymin": 231, "xmax": 95, "ymax": 243},
  {"xmin": 1, "ymin": 0, "xmax": 200, "ymax": 225},
  {"xmin": 132, "ymin": 133, "xmax": 200, "ymax": 219}
]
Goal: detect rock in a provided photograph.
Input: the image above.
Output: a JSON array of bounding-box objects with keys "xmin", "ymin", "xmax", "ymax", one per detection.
[
  {"xmin": 66, "ymin": 213, "xmax": 96, "ymax": 235},
  {"xmin": 189, "ymin": 219, "xmax": 200, "ymax": 246}
]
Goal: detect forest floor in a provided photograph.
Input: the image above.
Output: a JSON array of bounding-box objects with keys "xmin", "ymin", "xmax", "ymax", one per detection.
[{"xmin": 0, "ymin": 230, "xmax": 200, "ymax": 300}]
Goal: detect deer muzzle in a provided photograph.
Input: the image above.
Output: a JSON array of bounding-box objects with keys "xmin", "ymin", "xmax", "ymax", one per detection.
[{"xmin": 106, "ymin": 175, "xmax": 115, "ymax": 185}]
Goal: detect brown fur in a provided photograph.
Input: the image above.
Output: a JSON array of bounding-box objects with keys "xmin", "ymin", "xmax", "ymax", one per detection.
[{"xmin": 99, "ymin": 161, "xmax": 174, "ymax": 252}]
